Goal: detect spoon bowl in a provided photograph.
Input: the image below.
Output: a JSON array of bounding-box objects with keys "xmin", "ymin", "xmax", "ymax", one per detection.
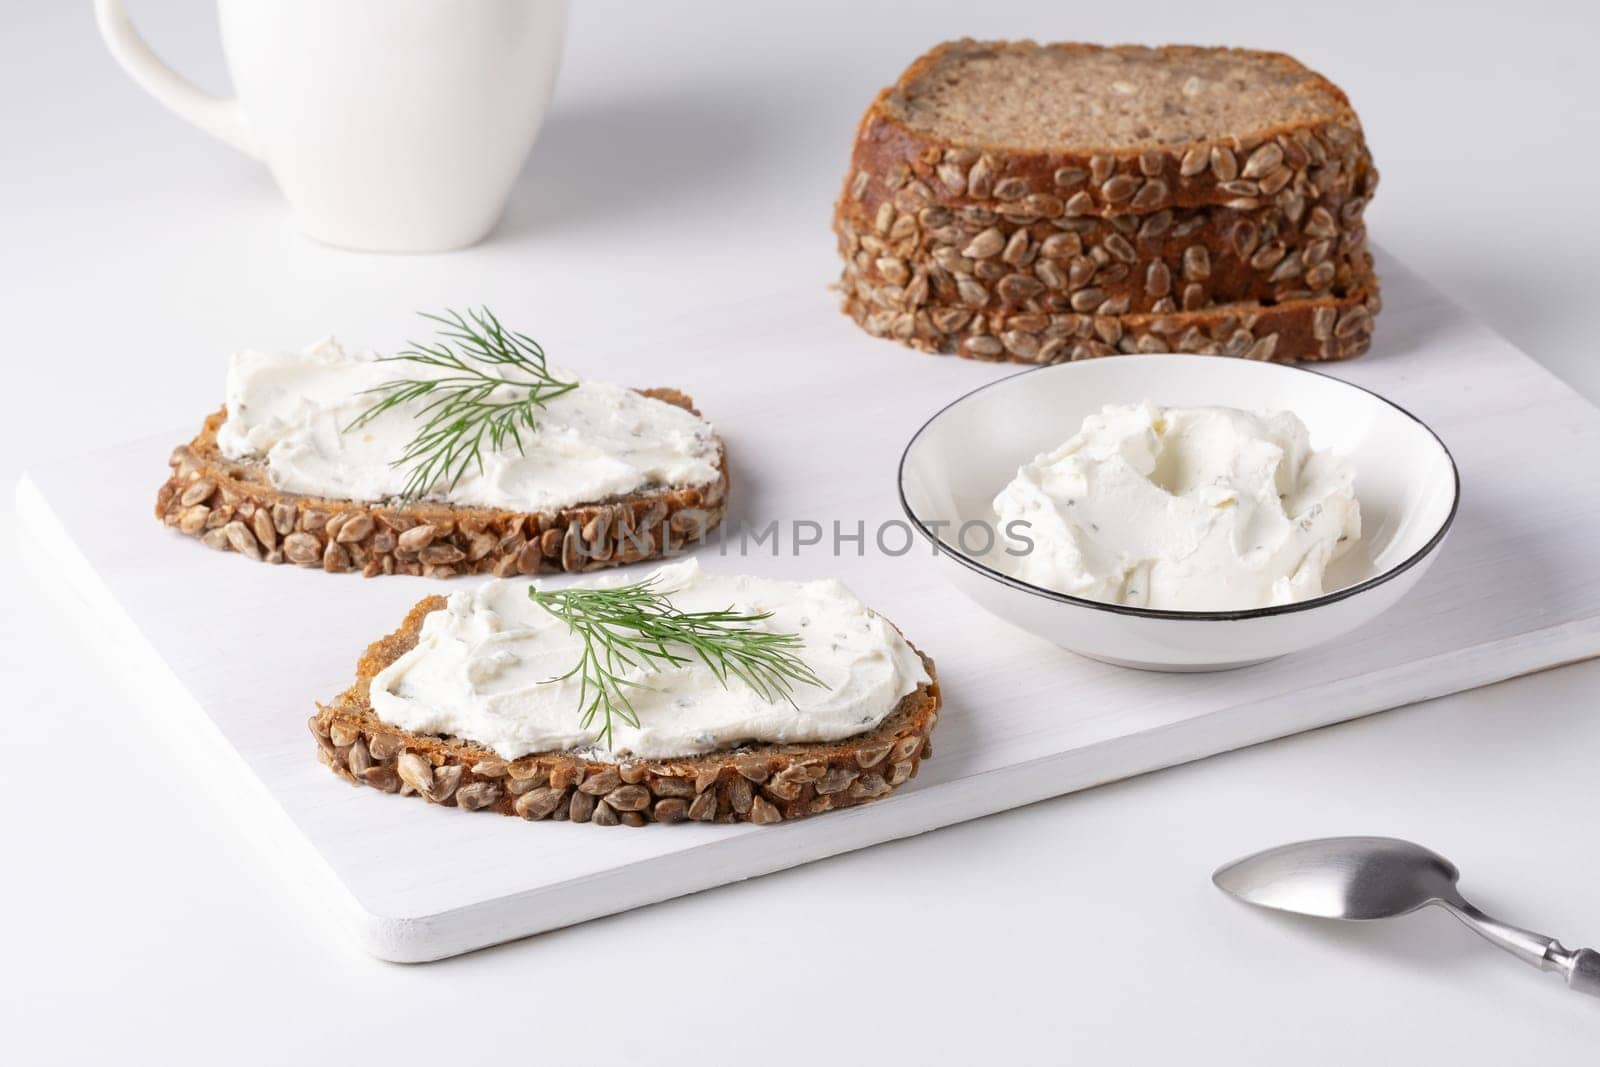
[{"xmin": 1212, "ymin": 835, "xmax": 1463, "ymax": 920}]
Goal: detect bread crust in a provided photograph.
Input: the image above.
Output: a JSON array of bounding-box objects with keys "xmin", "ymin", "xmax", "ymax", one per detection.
[
  {"xmin": 841, "ymin": 262, "xmax": 1381, "ymax": 363},
  {"xmin": 311, "ymin": 596, "xmax": 942, "ymax": 826},
  {"xmin": 154, "ymin": 388, "xmax": 729, "ymax": 579},
  {"xmin": 835, "ymin": 180, "xmax": 1372, "ymax": 320},
  {"xmin": 834, "ymin": 40, "xmax": 1380, "ymax": 362}
]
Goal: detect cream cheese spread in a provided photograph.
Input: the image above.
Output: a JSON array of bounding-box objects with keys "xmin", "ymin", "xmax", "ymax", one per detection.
[
  {"xmin": 368, "ymin": 559, "xmax": 930, "ymax": 761},
  {"xmin": 993, "ymin": 402, "xmax": 1360, "ymax": 611},
  {"xmin": 215, "ymin": 337, "xmax": 720, "ymax": 511}
]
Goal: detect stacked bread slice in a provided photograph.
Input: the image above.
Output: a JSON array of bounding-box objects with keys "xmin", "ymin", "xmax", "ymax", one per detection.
[{"xmin": 834, "ymin": 41, "xmax": 1382, "ymax": 363}]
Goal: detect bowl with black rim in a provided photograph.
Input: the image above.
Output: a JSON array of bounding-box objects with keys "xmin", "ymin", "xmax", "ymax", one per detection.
[{"xmin": 897, "ymin": 354, "xmax": 1459, "ymax": 671}]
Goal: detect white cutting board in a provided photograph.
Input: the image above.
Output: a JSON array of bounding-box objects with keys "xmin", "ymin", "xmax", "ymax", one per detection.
[{"xmin": 17, "ymin": 251, "xmax": 1600, "ymax": 962}]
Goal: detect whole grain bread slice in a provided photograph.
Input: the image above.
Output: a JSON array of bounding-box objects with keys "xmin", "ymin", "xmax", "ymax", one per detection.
[
  {"xmin": 833, "ymin": 40, "xmax": 1380, "ymax": 360},
  {"xmin": 841, "ymin": 259, "xmax": 1381, "ymax": 362},
  {"xmin": 311, "ymin": 595, "xmax": 941, "ymax": 826},
  {"xmin": 844, "ymin": 40, "xmax": 1376, "ymax": 218},
  {"xmin": 155, "ymin": 388, "xmax": 729, "ymax": 579}
]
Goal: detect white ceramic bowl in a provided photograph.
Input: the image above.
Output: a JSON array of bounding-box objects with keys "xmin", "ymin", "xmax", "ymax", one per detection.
[{"xmin": 898, "ymin": 355, "xmax": 1460, "ymax": 671}]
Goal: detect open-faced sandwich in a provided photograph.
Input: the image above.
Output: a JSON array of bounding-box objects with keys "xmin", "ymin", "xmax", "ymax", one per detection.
[
  {"xmin": 310, "ymin": 559, "xmax": 941, "ymax": 825},
  {"xmin": 156, "ymin": 309, "xmax": 728, "ymax": 577}
]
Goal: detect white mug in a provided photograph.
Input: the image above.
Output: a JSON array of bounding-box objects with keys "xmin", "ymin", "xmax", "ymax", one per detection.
[{"xmin": 95, "ymin": 0, "xmax": 568, "ymax": 252}]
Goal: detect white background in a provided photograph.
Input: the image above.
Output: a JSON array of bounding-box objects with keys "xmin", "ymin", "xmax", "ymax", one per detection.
[{"xmin": 3, "ymin": 1, "xmax": 1598, "ymax": 1061}]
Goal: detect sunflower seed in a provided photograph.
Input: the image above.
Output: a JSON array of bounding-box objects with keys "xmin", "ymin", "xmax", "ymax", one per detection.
[
  {"xmin": 1242, "ymin": 142, "xmax": 1285, "ymax": 179},
  {"xmin": 962, "ymin": 335, "xmax": 1004, "ymax": 358},
  {"xmin": 322, "ymin": 540, "xmax": 350, "ymax": 573},
  {"xmin": 1035, "ymin": 259, "xmax": 1067, "ymax": 290},
  {"xmin": 997, "ymin": 274, "xmax": 1043, "ymax": 304},
  {"xmin": 362, "ymin": 765, "xmax": 400, "ymax": 792},
  {"xmin": 336, "ymin": 514, "xmax": 373, "ymax": 543},
  {"xmin": 397, "ymin": 752, "xmax": 433, "ymax": 794},
  {"xmin": 1040, "ymin": 232, "xmax": 1082, "ymax": 259},
  {"xmin": 848, "ymin": 775, "xmax": 891, "ymax": 800},
  {"xmin": 1179, "ymin": 147, "xmax": 1209, "ymax": 176},
  {"xmin": 578, "ymin": 767, "xmax": 621, "ymax": 795},
  {"xmin": 456, "ymin": 782, "xmax": 502, "ymax": 812},
  {"xmin": 689, "ymin": 792, "xmax": 718, "ymax": 821},
  {"xmin": 178, "ymin": 505, "xmax": 210, "ymax": 534},
  {"xmin": 605, "ymin": 784, "xmax": 650, "ymax": 812},
  {"xmin": 963, "ymin": 228, "xmax": 1004, "ymax": 259},
  {"xmin": 1231, "ymin": 220, "xmax": 1259, "ymax": 259},
  {"xmin": 1250, "ymin": 242, "xmax": 1288, "ymax": 271},
  {"xmin": 749, "ymin": 796, "xmax": 783, "ymax": 825},
  {"xmin": 425, "ymin": 764, "xmax": 463, "ymax": 803},
  {"xmin": 993, "ymin": 176, "xmax": 1030, "ymax": 201},
  {"xmin": 875, "ymin": 257, "xmax": 910, "ymax": 285},
  {"xmin": 223, "ymin": 521, "xmax": 261, "ymax": 560},
  {"xmin": 729, "ymin": 776, "xmax": 754, "ymax": 815},
  {"xmin": 1089, "ymin": 155, "xmax": 1115, "ymax": 183},
  {"xmin": 1137, "ymin": 210, "xmax": 1174, "ymax": 240},
  {"xmin": 999, "ymin": 231, "xmax": 1030, "ymax": 266},
  {"xmin": 1210, "ymin": 145, "xmax": 1239, "ymax": 182},
  {"xmin": 1104, "ymin": 234, "xmax": 1137, "ymax": 263},
  {"xmin": 1182, "ymin": 245, "xmax": 1211, "ymax": 281},
  {"xmin": 1130, "ymin": 179, "xmax": 1168, "ymax": 211},
  {"xmin": 1146, "ymin": 261, "xmax": 1172, "ymax": 297},
  {"xmin": 1064, "ymin": 191, "xmax": 1096, "ymax": 216},
  {"xmin": 1070, "ymin": 288, "xmax": 1105, "ymax": 312},
  {"xmin": 1258, "ymin": 166, "xmax": 1293, "ymax": 196},
  {"xmin": 1101, "ymin": 174, "xmax": 1141, "ymax": 203},
  {"xmin": 1269, "ymin": 252, "xmax": 1304, "ymax": 283},
  {"xmin": 1001, "ymin": 330, "xmax": 1040, "ymax": 359},
  {"xmin": 515, "ymin": 786, "xmax": 566, "ymax": 820},
  {"xmin": 967, "ymin": 155, "xmax": 995, "ymax": 198},
  {"xmin": 1335, "ymin": 307, "xmax": 1372, "ymax": 338},
  {"xmin": 956, "ymin": 277, "xmax": 989, "ymax": 308},
  {"xmin": 179, "ymin": 479, "xmax": 216, "ymax": 507},
  {"xmin": 1054, "ymin": 166, "xmax": 1087, "ymax": 187}
]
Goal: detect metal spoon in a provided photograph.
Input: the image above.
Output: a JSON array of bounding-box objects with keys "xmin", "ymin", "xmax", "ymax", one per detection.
[{"xmin": 1213, "ymin": 836, "xmax": 1600, "ymax": 997}]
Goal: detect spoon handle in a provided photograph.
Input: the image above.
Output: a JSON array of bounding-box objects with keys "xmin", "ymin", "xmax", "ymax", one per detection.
[
  {"xmin": 1439, "ymin": 901, "xmax": 1600, "ymax": 997},
  {"xmin": 1564, "ymin": 948, "xmax": 1600, "ymax": 997}
]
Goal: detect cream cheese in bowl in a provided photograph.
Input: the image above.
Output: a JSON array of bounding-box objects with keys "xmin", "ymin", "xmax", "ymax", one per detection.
[
  {"xmin": 993, "ymin": 402, "xmax": 1360, "ymax": 611},
  {"xmin": 897, "ymin": 354, "xmax": 1458, "ymax": 670}
]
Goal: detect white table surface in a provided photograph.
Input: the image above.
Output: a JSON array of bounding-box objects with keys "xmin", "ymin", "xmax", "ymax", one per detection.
[{"xmin": 3, "ymin": 0, "xmax": 1597, "ymax": 1061}]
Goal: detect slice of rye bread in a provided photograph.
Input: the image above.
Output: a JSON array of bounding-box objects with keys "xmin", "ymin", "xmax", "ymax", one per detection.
[
  {"xmin": 833, "ymin": 41, "xmax": 1380, "ymax": 359},
  {"xmin": 835, "ymin": 188, "xmax": 1371, "ymax": 320},
  {"xmin": 842, "ymin": 41, "xmax": 1376, "ymax": 219},
  {"xmin": 842, "ymin": 258, "xmax": 1381, "ymax": 363},
  {"xmin": 311, "ymin": 595, "xmax": 942, "ymax": 826},
  {"xmin": 155, "ymin": 388, "xmax": 729, "ymax": 579}
]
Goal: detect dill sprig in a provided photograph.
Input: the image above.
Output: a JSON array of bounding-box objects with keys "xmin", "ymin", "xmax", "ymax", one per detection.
[
  {"xmin": 346, "ymin": 307, "xmax": 577, "ymax": 501},
  {"xmin": 528, "ymin": 578, "xmax": 826, "ymax": 749}
]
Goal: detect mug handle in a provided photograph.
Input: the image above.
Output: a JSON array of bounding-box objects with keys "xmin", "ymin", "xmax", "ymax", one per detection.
[{"xmin": 93, "ymin": 0, "xmax": 260, "ymax": 159}]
